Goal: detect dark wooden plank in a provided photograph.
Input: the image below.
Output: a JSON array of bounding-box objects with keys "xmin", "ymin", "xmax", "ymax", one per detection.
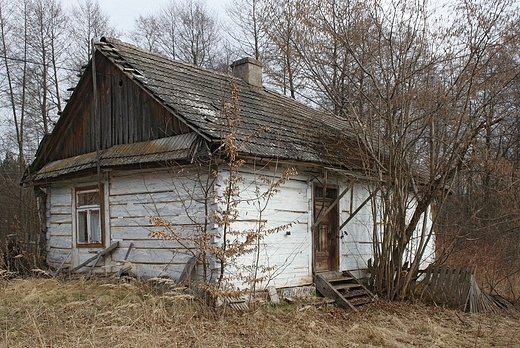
[
  {"xmin": 460, "ymin": 265, "xmax": 476, "ymax": 308},
  {"xmin": 311, "ymin": 182, "xmax": 353, "ymax": 231},
  {"xmin": 343, "ymin": 289, "xmax": 370, "ymax": 299},
  {"xmin": 116, "ymin": 242, "xmax": 134, "ymax": 277},
  {"xmin": 338, "ymin": 190, "xmax": 378, "ymax": 231},
  {"xmin": 327, "ymin": 276, "xmax": 354, "ymax": 283},
  {"xmin": 178, "ymin": 255, "xmax": 197, "ymax": 283},
  {"xmin": 334, "ymin": 283, "xmax": 363, "ymax": 291},
  {"xmin": 72, "ymin": 242, "xmax": 119, "ymax": 272},
  {"xmin": 88, "ymin": 253, "xmax": 103, "ymax": 277},
  {"xmin": 315, "ymin": 274, "xmax": 357, "ymax": 311},
  {"xmin": 349, "ymin": 296, "xmax": 374, "ymax": 306}
]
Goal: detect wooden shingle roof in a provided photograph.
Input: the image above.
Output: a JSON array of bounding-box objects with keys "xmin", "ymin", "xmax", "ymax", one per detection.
[
  {"xmin": 97, "ymin": 38, "xmax": 358, "ymax": 165},
  {"xmin": 24, "ymin": 38, "xmax": 363, "ymax": 183}
]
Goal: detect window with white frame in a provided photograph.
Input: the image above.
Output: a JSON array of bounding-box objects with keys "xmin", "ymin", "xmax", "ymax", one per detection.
[{"xmin": 76, "ymin": 186, "xmax": 103, "ymax": 246}]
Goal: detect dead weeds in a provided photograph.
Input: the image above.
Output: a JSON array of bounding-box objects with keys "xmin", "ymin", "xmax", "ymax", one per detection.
[{"xmin": 1, "ymin": 277, "xmax": 519, "ymax": 347}]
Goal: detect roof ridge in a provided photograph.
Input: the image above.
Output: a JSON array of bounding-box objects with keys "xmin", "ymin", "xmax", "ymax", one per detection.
[{"xmin": 97, "ymin": 37, "xmax": 239, "ymax": 82}]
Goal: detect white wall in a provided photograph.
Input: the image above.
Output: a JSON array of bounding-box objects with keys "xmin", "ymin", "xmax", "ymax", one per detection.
[
  {"xmin": 45, "ymin": 167, "xmax": 209, "ymax": 278},
  {"xmin": 44, "ymin": 163, "xmax": 435, "ymax": 286},
  {"xmin": 338, "ymin": 181, "xmax": 375, "ymax": 271},
  {"xmin": 108, "ymin": 167, "xmax": 210, "ymax": 279},
  {"xmin": 215, "ymin": 163, "xmax": 313, "ymax": 289},
  {"xmin": 46, "ymin": 184, "xmax": 73, "ymax": 269}
]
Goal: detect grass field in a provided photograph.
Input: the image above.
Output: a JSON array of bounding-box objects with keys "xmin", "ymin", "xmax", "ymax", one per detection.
[{"xmin": 1, "ymin": 276, "xmax": 519, "ymax": 347}]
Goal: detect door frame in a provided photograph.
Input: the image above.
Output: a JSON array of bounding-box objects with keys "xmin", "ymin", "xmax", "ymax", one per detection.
[{"xmin": 312, "ymin": 184, "xmax": 339, "ymax": 273}]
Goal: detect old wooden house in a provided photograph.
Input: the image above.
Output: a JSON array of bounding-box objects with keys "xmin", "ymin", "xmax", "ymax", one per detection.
[{"xmin": 23, "ymin": 38, "xmax": 433, "ymax": 293}]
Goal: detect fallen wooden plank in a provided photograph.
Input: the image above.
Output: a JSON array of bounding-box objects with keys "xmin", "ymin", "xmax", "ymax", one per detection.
[
  {"xmin": 116, "ymin": 243, "xmax": 134, "ymax": 277},
  {"xmin": 72, "ymin": 242, "xmax": 119, "ymax": 272},
  {"xmin": 88, "ymin": 253, "xmax": 104, "ymax": 277},
  {"xmin": 315, "ymin": 273, "xmax": 357, "ymax": 311},
  {"xmin": 178, "ymin": 255, "xmax": 197, "ymax": 283}
]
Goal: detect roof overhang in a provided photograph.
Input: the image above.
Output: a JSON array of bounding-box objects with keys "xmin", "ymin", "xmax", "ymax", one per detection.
[{"xmin": 24, "ymin": 132, "xmax": 204, "ymax": 184}]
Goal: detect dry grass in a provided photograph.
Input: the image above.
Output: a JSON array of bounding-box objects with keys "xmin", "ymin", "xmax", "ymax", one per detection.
[{"xmin": 1, "ymin": 276, "xmax": 519, "ymax": 348}]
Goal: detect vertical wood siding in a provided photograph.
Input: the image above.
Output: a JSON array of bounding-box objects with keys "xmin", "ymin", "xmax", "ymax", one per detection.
[{"xmin": 39, "ymin": 52, "xmax": 190, "ymax": 167}]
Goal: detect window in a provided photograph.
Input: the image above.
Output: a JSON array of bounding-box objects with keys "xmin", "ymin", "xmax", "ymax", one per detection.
[
  {"xmin": 76, "ymin": 186, "xmax": 104, "ymax": 246},
  {"xmin": 315, "ymin": 186, "xmax": 337, "ymax": 199}
]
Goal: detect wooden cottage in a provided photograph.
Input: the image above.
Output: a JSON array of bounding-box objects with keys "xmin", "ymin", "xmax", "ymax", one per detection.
[{"xmin": 23, "ymin": 38, "xmax": 433, "ymax": 291}]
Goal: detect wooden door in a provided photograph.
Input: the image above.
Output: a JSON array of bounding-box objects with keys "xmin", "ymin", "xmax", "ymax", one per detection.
[{"xmin": 313, "ymin": 186, "xmax": 339, "ymax": 272}]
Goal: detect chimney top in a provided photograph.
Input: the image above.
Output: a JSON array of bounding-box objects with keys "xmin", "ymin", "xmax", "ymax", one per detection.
[{"xmin": 230, "ymin": 57, "xmax": 263, "ymax": 87}]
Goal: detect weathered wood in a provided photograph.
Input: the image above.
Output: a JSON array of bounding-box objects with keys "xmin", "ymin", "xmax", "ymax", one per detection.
[
  {"xmin": 316, "ymin": 271, "xmax": 375, "ymax": 311},
  {"xmin": 72, "ymin": 242, "xmax": 119, "ymax": 272},
  {"xmin": 311, "ymin": 182, "xmax": 354, "ymax": 231},
  {"xmin": 37, "ymin": 50, "xmax": 190, "ymax": 167},
  {"xmin": 178, "ymin": 255, "xmax": 197, "ymax": 283},
  {"xmin": 417, "ymin": 264, "xmax": 507, "ymax": 313},
  {"xmin": 315, "ymin": 273, "xmax": 357, "ymax": 311},
  {"xmin": 88, "ymin": 253, "xmax": 103, "ymax": 277},
  {"xmin": 313, "ymin": 186, "xmax": 339, "ymax": 272},
  {"xmin": 460, "ymin": 265, "xmax": 476, "ymax": 308},
  {"xmin": 47, "ymin": 236, "xmax": 72, "ymax": 248},
  {"xmin": 338, "ymin": 190, "xmax": 378, "ymax": 231},
  {"xmin": 116, "ymin": 242, "xmax": 134, "ymax": 277},
  {"xmin": 52, "ymin": 251, "xmax": 72, "ymax": 277},
  {"xmin": 267, "ymin": 286, "xmax": 280, "ymax": 304}
]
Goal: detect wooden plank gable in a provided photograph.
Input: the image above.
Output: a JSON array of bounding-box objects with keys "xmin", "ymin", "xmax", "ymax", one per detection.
[{"xmin": 33, "ymin": 50, "xmax": 191, "ymax": 171}]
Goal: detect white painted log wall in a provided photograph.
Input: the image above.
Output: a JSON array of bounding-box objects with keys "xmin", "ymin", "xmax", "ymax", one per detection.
[
  {"xmin": 46, "ymin": 184, "xmax": 73, "ymax": 269},
  {"xmin": 108, "ymin": 167, "xmax": 210, "ymax": 279},
  {"xmin": 335, "ymin": 176, "xmax": 434, "ymax": 272},
  {"xmin": 44, "ymin": 163, "xmax": 434, "ymax": 285},
  {"xmin": 338, "ymin": 181, "xmax": 375, "ymax": 271},
  {"xmin": 217, "ymin": 165, "xmax": 312, "ymax": 289}
]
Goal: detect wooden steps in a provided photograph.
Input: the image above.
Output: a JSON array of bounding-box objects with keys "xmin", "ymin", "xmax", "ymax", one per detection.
[{"xmin": 315, "ymin": 271, "xmax": 375, "ymax": 311}]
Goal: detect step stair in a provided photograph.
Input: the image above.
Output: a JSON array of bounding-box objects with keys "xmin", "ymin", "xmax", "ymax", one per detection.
[{"xmin": 315, "ymin": 271, "xmax": 375, "ymax": 311}]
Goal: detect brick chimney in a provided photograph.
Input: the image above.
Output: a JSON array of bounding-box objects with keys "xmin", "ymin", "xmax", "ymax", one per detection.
[{"xmin": 230, "ymin": 58, "xmax": 263, "ymax": 87}]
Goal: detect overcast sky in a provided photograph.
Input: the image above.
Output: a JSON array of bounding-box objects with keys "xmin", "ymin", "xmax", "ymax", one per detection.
[{"xmin": 63, "ymin": 0, "xmax": 232, "ymax": 40}]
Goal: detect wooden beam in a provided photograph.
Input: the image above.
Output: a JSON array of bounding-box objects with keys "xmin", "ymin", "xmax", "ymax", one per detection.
[
  {"xmin": 315, "ymin": 273, "xmax": 357, "ymax": 311},
  {"xmin": 72, "ymin": 242, "xmax": 119, "ymax": 272},
  {"xmin": 311, "ymin": 181, "xmax": 355, "ymax": 231},
  {"xmin": 88, "ymin": 253, "xmax": 104, "ymax": 277},
  {"xmin": 116, "ymin": 243, "xmax": 134, "ymax": 277},
  {"xmin": 178, "ymin": 255, "xmax": 198, "ymax": 283},
  {"xmin": 338, "ymin": 190, "xmax": 378, "ymax": 231}
]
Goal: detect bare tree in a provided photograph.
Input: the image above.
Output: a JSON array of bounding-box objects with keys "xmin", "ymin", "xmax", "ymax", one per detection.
[
  {"xmin": 0, "ymin": 0, "xmax": 28, "ymax": 168},
  {"xmin": 24, "ymin": 0, "xmax": 68, "ymax": 138},
  {"xmin": 0, "ymin": 0, "xmax": 49, "ymax": 269},
  {"xmin": 175, "ymin": 0, "xmax": 223, "ymax": 68},
  {"xmin": 226, "ymin": 0, "xmax": 271, "ymax": 61},
  {"xmin": 435, "ymin": 0, "xmax": 520, "ymax": 302},
  {"xmin": 129, "ymin": 0, "xmax": 226, "ymax": 69},
  {"xmin": 132, "ymin": 14, "xmax": 162, "ymax": 53},
  {"xmin": 290, "ymin": 0, "xmax": 520, "ymax": 300},
  {"xmin": 68, "ymin": 0, "xmax": 118, "ymax": 73},
  {"xmin": 155, "ymin": 0, "xmax": 178, "ymax": 59},
  {"xmin": 262, "ymin": 0, "xmax": 306, "ymax": 98}
]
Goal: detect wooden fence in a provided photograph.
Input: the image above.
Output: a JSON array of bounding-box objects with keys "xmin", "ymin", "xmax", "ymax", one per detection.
[{"xmin": 417, "ymin": 264, "xmax": 511, "ymax": 313}]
